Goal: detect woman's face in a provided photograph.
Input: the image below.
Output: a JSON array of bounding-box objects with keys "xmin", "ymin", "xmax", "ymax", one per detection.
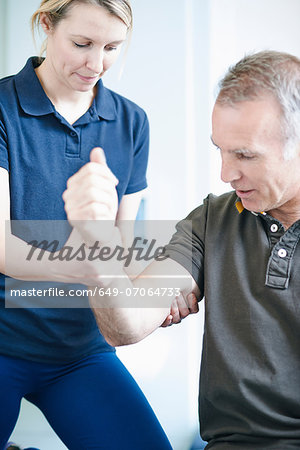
[{"xmin": 41, "ymin": 2, "xmax": 128, "ymax": 92}]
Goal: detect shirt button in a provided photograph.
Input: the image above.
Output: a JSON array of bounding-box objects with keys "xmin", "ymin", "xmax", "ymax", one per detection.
[
  {"xmin": 270, "ymin": 224, "xmax": 278, "ymax": 232},
  {"xmin": 278, "ymin": 248, "xmax": 287, "ymax": 258},
  {"xmin": 70, "ymin": 131, "xmax": 77, "ymax": 137}
]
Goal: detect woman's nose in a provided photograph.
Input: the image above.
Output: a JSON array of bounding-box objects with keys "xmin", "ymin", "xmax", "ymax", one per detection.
[{"xmin": 86, "ymin": 50, "xmax": 104, "ymax": 75}]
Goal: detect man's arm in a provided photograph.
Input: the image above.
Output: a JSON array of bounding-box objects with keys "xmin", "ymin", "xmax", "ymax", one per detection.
[
  {"xmin": 62, "ymin": 147, "xmax": 200, "ymax": 341},
  {"xmin": 89, "ymin": 254, "xmax": 200, "ymax": 346},
  {"xmin": 115, "ymin": 190, "xmax": 199, "ymax": 328}
]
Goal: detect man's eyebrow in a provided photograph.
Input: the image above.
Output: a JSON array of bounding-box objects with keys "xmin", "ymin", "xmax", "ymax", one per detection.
[{"xmin": 231, "ymin": 148, "xmax": 255, "ymax": 155}]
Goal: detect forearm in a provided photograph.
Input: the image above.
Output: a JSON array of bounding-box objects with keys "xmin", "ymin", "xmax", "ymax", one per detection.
[
  {"xmin": 2, "ymin": 226, "xmax": 108, "ymax": 285},
  {"xmin": 1, "ymin": 230, "xmax": 56, "ymax": 281},
  {"xmin": 90, "ymin": 274, "xmax": 170, "ymax": 346},
  {"xmin": 89, "ymin": 255, "xmax": 197, "ymax": 346}
]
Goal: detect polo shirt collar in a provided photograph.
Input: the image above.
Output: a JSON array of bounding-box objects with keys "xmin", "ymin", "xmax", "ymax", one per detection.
[
  {"xmin": 15, "ymin": 57, "xmax": 117, "ymax": 121},
  {"xmin": 234, "ymin": 196, "xmax": 266, "ymax": 217},
  {"xmin": 15, "ymin": 57, "xmax": 54, "ymax": 116},
  {"xmin": 94, "ymin": 79, "xmax": 117, "ymax": 121},
  {"xmin": 235, "ymin": 198, "xmax": 244, "ymax": 214}
]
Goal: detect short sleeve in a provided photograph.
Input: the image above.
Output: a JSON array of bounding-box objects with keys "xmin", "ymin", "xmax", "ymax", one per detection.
[
  {"xmin": 164, "ymin": 201, "xmax": 209, "ymax": 298},
  {"xmin": 125, "ymin": 111, "xmax": 149, "ymax": 195},
  {"xmin": 0, "ymin": 112, "xmax": 9, "ymax": 171}
]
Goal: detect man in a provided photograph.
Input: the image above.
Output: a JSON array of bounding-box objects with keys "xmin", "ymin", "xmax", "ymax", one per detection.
[{"xmin": 63, "ymin": 50, "xmax": 300, "ymax": 448}]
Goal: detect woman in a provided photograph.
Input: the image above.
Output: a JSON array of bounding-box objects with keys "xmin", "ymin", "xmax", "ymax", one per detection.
[{"xmin": 0, "ymin": 1, "xmax": 172, "ymax": 448}]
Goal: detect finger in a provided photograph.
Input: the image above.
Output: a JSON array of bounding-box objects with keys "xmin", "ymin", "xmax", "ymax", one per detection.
[
  {"xmin": 174, "ymin": 293, "xmax": 190, "ymax": 319},
  {"xmin": 66, "ymin": 202, "xmax": 114, "ymax": 222},
  {"xmin": 90, "ymin": 147, "xmax": 107, "ymax": 165},
  {"xmin": 63, "ymin": 184, "xmax": 116, "ymax": 211},
  {"xmin": 89, "ymin": 148, "xmax": 118, "ymax": 185},
  {"xmin": 160, "ymin": 314, "xmax": 173, "ymax": 328},
  {"xmin": 186, "ymin": 293, "xmax": 199, "ymax": 314},
  {"xmin": 67, "ymin": 163, "xmax": 118, "ymax": 189},
  {"xmin": 170, "ymin": 298, "xmax": 181, "ymax": 324}
]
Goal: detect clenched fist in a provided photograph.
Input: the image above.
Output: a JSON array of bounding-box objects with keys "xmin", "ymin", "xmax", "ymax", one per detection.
[{"xmin": 63, "ymin": 147, "xmax": 119, "ymax": 245}]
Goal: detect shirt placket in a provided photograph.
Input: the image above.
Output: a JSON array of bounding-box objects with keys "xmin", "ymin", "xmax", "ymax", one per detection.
[
  {"xmin": 66, "ymin": 127, "xmax": 80, "ymax": 158},
  {"xmin": 263, "ymin": 217, "xmax": 300, "ymax": 289}
]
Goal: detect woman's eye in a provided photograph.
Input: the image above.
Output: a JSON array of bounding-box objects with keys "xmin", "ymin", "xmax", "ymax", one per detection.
[
  {"xmin": 105, "ymin": 46, "xmax": 117, "ymax": 52},
  {"xmin": 73, "ymin": 42, "xmax": 89, "ymax": 48}
]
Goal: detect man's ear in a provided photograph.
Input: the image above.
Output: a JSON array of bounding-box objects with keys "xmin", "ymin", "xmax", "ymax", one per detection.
[{"xmin": 39, "ymin": 12, "xmax": 53, "ymax": 35}]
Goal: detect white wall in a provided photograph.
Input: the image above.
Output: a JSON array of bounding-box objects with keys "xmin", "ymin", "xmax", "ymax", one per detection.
[
  {"xmin": 104, "ymin": 0, "xmax": 211, "ymax": 219},
  {"xmin": 3, "ymin": 0, "xmax": 300, "ymax": 449},
  {"xmin": 208, "ymin": 0, "xmax": 300, "ymax": 196}
]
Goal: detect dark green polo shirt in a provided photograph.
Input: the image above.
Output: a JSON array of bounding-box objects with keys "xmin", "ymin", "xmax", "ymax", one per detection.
[{"xmin": 166, "ymin": 191, "xmax": 300, "ymax": 449}]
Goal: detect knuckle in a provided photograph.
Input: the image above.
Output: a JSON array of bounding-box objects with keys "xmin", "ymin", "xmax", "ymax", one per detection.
[
  {"xmin": 66, "ymin": 176, "xmax": 74, "ymax": 188},
  {"xmin": 64, "ymin": 202, "xmax": 71, "ymax": 215},
  {"xmin": 86, "ymin": 186, "xmax": 98, "ymax": 201},
  {"xmin": 86, "ymin": 162, "xmax": 95, "ymax": 173},
  {"xmin": 88, "ymin": 203, "xmax": 106, "ymax": 220}
]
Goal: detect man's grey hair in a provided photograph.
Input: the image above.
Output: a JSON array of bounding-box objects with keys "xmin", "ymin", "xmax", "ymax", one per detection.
[{"xmin": 216, "ymin": 50, "xmax": 300, "ymax": 160}]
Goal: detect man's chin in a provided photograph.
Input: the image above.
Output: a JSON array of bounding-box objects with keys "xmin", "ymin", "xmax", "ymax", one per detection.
[{"xmin": 240, "ymin": 198, "xmax": 263, "ymax": 213}]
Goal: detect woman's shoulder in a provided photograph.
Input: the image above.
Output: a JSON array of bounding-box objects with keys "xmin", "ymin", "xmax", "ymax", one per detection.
[
  {"xmin": 0, "ymin": 74, "xmax": 18, "ymax": 117},
  {"xmin": 0, "ymin": 58, "xmax": 34, "ymax": 105},
  {"xmin": 0, "ymin": 74, "xmax": 15, "ymax": 94},
  {"xmin": 98, "ymin": 81, "xmax": 148, "ymax": 122}
]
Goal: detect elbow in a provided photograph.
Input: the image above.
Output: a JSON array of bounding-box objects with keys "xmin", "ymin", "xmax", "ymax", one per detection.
[
  {"xmin": 104, "ymin": 332, "xmax": 143, "ymax": 347},
  {"xmin": 91, "ymin": 309, "xmax": 147, "ymax": 347}
]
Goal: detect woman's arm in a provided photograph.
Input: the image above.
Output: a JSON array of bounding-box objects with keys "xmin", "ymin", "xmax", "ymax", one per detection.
[
  {"xmin": 0, "ymin": 157, "xmax": 119, "ymax": 286},
  {"xmin": 0, "ymin": 167, "xmax": 10, "ymax": 274},
  {"xmin": 116, "ymin": 191, "xmax": 145, "ymax": 222},
  {"xmin": 0, "ymin": 167, "xmax": 89, "ymax": 283}
]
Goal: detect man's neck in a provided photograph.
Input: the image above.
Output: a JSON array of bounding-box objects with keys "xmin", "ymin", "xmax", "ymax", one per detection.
[{"xmin": 268, "ymin": 208, "xmax": 300, "ymax": 230}]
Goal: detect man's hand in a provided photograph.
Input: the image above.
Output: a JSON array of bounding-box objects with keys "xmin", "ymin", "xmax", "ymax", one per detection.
[
  {"xmin": 161, "ymin": 292, "xmax": 199, "ymax": 327},
  {"xmin": 62, "ymin": 147, "xmax": 119, "ymax": 245}
]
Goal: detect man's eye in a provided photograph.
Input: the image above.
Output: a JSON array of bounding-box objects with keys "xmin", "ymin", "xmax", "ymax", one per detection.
[{"xmin": 238, "ymin": 153, "xmax": 254, "ymax": 160}]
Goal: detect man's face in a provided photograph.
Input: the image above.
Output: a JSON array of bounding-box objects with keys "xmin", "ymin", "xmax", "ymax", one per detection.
[{"xmin": 211, "ymin": 97, "xmax": 300, "ymax": 219}]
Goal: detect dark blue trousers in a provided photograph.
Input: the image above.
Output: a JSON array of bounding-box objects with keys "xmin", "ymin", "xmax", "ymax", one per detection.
[{"xmin": 0, "ymin": 352, "xmax": 172, "ymax": 450}]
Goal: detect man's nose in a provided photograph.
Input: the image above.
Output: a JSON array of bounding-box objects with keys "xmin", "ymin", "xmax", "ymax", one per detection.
[{"xmin": 220, "ymin": 158, "xmax": 241, "ymax": 184}]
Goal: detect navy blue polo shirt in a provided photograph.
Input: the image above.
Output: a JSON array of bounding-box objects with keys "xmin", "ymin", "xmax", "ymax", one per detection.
[{"xmin": 0, "ymin": 57, "xmax": 149, "ymax": 363}]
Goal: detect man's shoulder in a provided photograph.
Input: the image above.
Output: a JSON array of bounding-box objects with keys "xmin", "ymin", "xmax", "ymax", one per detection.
[
  {"xmin": 207, "ymin": 190, "xmax": 238, "ymax": 207},
  {"xmin": 187, "ymin": 191, "xmax": 239, "ymax": 220}
]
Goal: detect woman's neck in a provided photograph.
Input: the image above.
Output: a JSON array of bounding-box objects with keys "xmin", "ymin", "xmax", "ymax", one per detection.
[{"xmin": 35, "ymin": 60, "xmax": 96, "ymax": 125}]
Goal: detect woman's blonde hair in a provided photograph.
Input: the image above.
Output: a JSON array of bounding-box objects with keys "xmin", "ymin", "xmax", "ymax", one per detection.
[{"xmin": 31, "ymin": 0, "xmax": 132, "ymax": 55}]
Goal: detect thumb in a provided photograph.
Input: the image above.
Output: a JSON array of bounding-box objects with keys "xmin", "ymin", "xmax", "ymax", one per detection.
[
  {"xmin": 90, "ymin": 147, "xmax": 119, "ymax": 185},
  {"xmin": 90, "ymin": 147, "xmax": 107, "ymax": 165}
]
